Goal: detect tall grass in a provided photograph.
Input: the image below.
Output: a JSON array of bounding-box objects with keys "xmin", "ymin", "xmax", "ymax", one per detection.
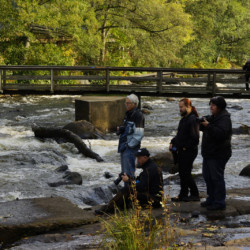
[{"xmin": 100, "ymin": 187, "xmax": 179, "ymax": 249}]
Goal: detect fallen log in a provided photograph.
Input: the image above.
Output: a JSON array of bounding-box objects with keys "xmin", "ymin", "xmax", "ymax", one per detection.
[{"xmin": 32, "ymin": 124, "xmax": 104, "ymax": 162}]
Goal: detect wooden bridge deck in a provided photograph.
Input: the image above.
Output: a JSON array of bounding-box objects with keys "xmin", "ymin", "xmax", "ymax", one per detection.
[{"xmin": 0, "ymin": 65, "xmax": 249, "ymax": 98}]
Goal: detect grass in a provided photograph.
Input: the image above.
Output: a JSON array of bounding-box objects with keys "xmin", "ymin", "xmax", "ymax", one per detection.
[{"xmin": 99, "ymin": 186, "xmax": 180, "ymax": 249}]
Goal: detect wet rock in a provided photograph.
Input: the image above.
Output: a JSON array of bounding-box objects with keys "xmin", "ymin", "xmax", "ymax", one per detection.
[
  {"xmin": 0, "ymin": 197, "xmax": 98, "ymax": 246},
  {"xmin": 191, "ymin": 210, "xmax": 200, "ymax": 218},
  {"xmin": 82, "ymin": 185, "xmax": 118, "ymax": 206},
  {"xmin": 166, "ymin": 97, "xmax": 176, "ymax": 102},
  {"xmin": 142, "ymin": 103, "xmax": 153, "ymax": 110},
  {"xmin": 239, "ymin": 164, "xmax": 250, "ymax": 177},
  {"xmin": 55, "ymin": 165, "xmax": 69, "ymax": 172},
  {"xmin": 152, "ymin": 151, "xmax": 178, "ymax": 174},
  {"xmin": 104, "ymin": 171, "xmax": 113, "ymax": 179},
  {"xmin": 63, "ymin": 120, "xmax": 104, "ymax": 139},
  {"xmin": 228, "ymin": 105, "xmax": 243, "ymax": 110},
  {"xmin": 0, "ymin": 150, "xmax": 67, "ymax": 167},
  {"xmin": 48, "ymin": 171, "xmax": 82, "ymax": 187},
  {"xmin": 141, "ymin": 108, "xmax": 151, "ymax": 115},
  {"xmin": 232, "ymin": 124, "xmax": 250, "ymax": 135},
  {"xmin": 224, "ymin": 237, "xmax": 250, "ymax": 248}
]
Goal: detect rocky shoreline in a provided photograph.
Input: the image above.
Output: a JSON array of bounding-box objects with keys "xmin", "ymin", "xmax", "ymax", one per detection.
[{"xmin": 1, "ymin": 187, "xmax": 250, "ymax": 249}]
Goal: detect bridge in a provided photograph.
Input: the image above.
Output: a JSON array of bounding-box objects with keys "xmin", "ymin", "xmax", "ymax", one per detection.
[{"xmin": 0, "ymin": 65, "xmax": 249, "ymax": 98}]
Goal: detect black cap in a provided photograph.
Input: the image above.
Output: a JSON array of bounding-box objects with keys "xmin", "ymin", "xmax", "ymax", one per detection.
[
  {"xmin": 209, "ymin": 96, "xmax": 227, "ymax": 110},
  {"xmin": 135, "ymin": 148, "xmax": 150, "ymax": 157}
]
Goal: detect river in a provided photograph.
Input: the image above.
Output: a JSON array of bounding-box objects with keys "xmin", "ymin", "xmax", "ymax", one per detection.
[{"xmin": 0, "ymin": 95, "xmax": 249, "ymax": 209}]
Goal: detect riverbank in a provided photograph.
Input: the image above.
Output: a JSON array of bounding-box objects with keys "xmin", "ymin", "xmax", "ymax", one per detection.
[{"xmin": 1, "ymin": 187, "xmax": 250, "ymax": 249}]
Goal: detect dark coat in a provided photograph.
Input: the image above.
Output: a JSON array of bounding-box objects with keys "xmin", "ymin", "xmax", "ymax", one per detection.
[
  {"xmin": 171, "ymin": 112, "xmax": 199, "ymax": 151},
  {"xmin": 136, "ymin": 158, "xmax": 163, "ymax": 202},
  {"xmin": 200, "ymin": 109, "xmax": 232, "ymax": 160}
]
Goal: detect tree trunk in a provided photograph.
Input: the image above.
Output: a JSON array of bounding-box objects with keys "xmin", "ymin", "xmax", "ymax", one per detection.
[{"xmin": 32, "ymin": 125, "xmax": 104, "ymax": 162}]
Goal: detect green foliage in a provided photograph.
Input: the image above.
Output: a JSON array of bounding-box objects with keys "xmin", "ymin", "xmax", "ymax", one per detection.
[
  {"xmin": 183, "ymin": 0, "xmax": 250, "ymax": 68},
  {"xmin": 0, "ymin": 0, "xmax": 249, "ymax": 68}
]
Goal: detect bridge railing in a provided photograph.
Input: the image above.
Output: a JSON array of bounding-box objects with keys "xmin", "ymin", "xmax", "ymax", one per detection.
[{"xmin": 0, "ymin": 65, "xmax": 247, "ymax": 96}]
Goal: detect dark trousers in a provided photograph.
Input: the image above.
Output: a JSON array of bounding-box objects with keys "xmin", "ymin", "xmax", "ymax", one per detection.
[
  {"xmin": 202, "ymin": 158, "xmax": 228, "ymax": 207},
  {"xmin": 177, "ymin": 148, "xmax": 199, "ymax": 198},
  {"xmin": 103, "ymin": 186, "xmax": 155, "ymax": 213}
]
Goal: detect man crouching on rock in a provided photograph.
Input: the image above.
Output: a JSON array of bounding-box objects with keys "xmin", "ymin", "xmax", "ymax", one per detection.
[{"xmin": 95, "ymin": 148, "xmax": 163, "ymax": 215}]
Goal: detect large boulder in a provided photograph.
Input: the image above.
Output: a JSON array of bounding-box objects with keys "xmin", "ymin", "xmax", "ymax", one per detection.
[
  {"xmin": 239, "ymin": 164, "xmax": 250, "ymax": 177},
  {"xmin": 63, "ymin": 120, "xmax": 104, "ymax": 139},
  {"xmin": 151, "ymin": 151, "xmax": 178, "ymax": 174}
]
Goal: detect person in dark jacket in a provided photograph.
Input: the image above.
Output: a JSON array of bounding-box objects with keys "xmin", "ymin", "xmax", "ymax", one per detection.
[
  {"xmin": 200, "ymin": 96, "xmax": 232, "ymax": 210},
  {"xmin": 243, "ymin": 59, "xmax": 250, "ymax": 91},
  {"xmin": 95, "ymin": 148, "xmax": 163, "ymax": 215},
  {"xmin": 117, "ymin": 94, "xmax": 145, "ymax": 179},
  {"xmin": 170, "ymin": 98, "xmax": 200, "ymax": 202}
]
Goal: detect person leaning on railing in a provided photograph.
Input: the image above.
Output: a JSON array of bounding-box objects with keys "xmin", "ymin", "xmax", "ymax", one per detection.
[{"xmin": 243, "ymin": 59, "xmax": 250, "ymax": 91}]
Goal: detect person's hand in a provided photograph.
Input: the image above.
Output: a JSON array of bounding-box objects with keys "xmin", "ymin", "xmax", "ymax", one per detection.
[
  {"xmin": 201, "ymin": 118, "xmax": 209, "ymax": 127},
  {"xmin": 122, "ymin": 173, "xmax": 129, "ymax": 182},
  {"xmin": 169, "ymin": 143, "xmax": 173, "ymax": 150}
]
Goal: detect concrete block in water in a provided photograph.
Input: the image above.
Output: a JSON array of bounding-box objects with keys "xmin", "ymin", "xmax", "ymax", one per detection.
[{"xmin": 75, "ymin": 96, "xmax": 126, "ymax": 133}]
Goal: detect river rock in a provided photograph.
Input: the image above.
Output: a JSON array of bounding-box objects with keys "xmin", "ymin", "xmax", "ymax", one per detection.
[
  {"xmin": 228, "ymin": 105, "xmax": 243, "ymax": 110},
  {"xmin": 142, "ymin": 103, "xmax": 153, "ymax": 110},
  {"xmin": 63, "ymin": 120, "xmax": 104, "ymax": 139},
  {"xmin": 141, "ymin": 108, "xmax": 151, "ymax": 115},
  {"xmin": 166, "ymin": 97, "xmax": 176, "ymax": 102},
  {"xmin": 48, "ymin": 171, "xmax": 82, "ymax": 187},
  {"xmin": 55, "ymin": 165, "xmax": 69, "ymax": 172},
  {"xmin": 239, "ymin": 164, "xmax": 250, "ymax": 177},
  {"xmin": 151, "ymin": 151, "xmax": 178, "ymax": 174},
  {"xmin": 232, "ymin": 124, "xmax": 250, "ymax": 135}
]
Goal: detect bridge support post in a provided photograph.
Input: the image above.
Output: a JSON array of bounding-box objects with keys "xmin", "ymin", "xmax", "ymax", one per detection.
[
  {"xmin": 50, "ymin": 69, "xmax": 54, "ymax": 93},
  {"xmin": 106, "ymin": 69, "xmax": 110, "ymax": 92},
  {"xmin": 157, "ymin": 71, "xmax": 163, "ymax": 94}
]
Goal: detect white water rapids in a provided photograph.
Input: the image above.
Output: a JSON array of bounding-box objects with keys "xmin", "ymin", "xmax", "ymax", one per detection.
[{"xmin": 0, "ymin": 95, "xmax": 249, "ymax": 208}]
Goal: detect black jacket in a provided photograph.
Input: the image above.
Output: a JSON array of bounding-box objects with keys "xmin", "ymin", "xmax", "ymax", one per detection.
[
  {"xmin": 136, "ymin": 159, "xmax": 163, "ymax": 202},
  {"xmin": 171, "ymin": 112, "xmax": 199, "ymax": 151},
  {"xmin": 200, "ymin": 109, "xmax": 232, "ymax": 160}
]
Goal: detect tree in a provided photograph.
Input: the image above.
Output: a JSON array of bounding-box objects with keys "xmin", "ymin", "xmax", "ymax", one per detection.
[
  {"xmin": 183, "ymin": 0, "xmax": 250, "ymax": 68},
  {"xmin": 91, "ymin": 0, "xmax": 192, "ymax": 67}
]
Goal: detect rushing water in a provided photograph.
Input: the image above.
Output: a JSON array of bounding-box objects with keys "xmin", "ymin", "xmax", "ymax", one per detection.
[{"xmin": 0, "ymin": 95, "xmax": 249, "ymax": 208}]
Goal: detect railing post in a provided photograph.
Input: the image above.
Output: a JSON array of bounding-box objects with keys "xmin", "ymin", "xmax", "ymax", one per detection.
[
  {"xmin": 106, "ymin": 69, "xmax": 110, "ymax": 92},
  {"xmin": 3, "ymin": 69, "xmax": 6, "ymax": 92},
  {"xmin": 50, "ymin": 68, "xmax": 54, "ymax": 93},
  {"xmin": 0, "ymin": 70, "xmax": 2, "ymax": 93},
  {"xmin": 212, "ymin": 72, "xmax": 216, "ymax": 96},
  {"xmin": 206, "ymin": 73, "xmax": 211, "ymax": 90},
  {"xmin": 157, "ymin": 71, "xmax": 163, "ymax": 93}
]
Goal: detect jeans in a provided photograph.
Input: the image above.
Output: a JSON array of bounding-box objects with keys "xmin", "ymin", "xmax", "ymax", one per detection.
[
  {"xmin": 202, "ymin": 158, "xmax": 228, "ymax": 207},
  {"xmin": 178, "ymin": 148, "xmax": 199, "ymax": 198},
  {"xmin": 120, "ymin": 146, "xmax": 139, "ymax": 178}
]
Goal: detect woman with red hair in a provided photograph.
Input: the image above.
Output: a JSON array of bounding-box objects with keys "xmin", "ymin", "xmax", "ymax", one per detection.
[{"xmin": 170, "ymin": 98, "xmax": 200, "ymax": 202}]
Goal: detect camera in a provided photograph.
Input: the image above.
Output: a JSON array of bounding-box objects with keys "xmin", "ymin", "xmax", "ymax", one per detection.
[
  {"xmin": 116, "ymin": 126, "xmax": 125, "ymax": 136},
  {"xmin": 196, "ymin": 117, "xmax": 205, "ymax": 123},
  {"xmin": 114, "ymin": 172, "xmax": 126, "ymax": 185}
]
